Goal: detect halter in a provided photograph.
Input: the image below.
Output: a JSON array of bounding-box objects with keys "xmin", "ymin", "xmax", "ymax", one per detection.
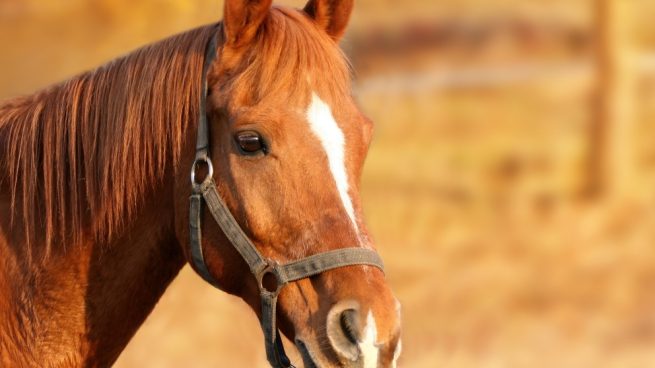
[{"xmin": 188, "ymin": 30, "xmax": 385, "ymax": 368}]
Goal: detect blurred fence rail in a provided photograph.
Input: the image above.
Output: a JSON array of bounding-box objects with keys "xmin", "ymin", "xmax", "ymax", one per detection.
[{"xmin": 356, "ymin": 53, "xmax": 655, "ymax": 93}]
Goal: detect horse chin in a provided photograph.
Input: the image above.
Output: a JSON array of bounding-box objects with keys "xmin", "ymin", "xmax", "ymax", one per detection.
[{"xmin": 295, "ymin": 338, "xmax": 321, "ymax": 368}]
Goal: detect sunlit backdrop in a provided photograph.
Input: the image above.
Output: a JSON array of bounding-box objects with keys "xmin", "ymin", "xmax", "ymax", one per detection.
[{"xmin": 2, "ymin": 0, "xmax": 655, "ymax": 367}]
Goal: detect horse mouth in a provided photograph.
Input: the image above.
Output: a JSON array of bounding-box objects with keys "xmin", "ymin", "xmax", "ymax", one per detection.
[{"xmin": 295, "ymin": 338, "xmax": 319, "ymax": 368}]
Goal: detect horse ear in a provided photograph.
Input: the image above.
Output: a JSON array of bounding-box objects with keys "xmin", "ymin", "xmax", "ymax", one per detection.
[
  {"xmin": 223, "ymin": 0, "xmax": 273, "ymax": 47},
  {"xmin": 303, "ymin": 0, "xmax": 354, "ymax": 41}
]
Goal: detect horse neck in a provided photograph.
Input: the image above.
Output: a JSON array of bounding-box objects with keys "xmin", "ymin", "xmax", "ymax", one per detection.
[{"xmin": 0, "ymin": 176, "xmax": 185, "ymax": 367}]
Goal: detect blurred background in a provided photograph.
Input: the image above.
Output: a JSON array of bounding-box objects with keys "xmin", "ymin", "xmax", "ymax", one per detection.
[{"xmin": 3, "ymin": 0, "xmax": 655, "ymax": 367}]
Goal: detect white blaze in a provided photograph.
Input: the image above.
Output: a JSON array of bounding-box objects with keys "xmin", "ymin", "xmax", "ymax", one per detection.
[
  {"xmin": 360, "ymin": 311, "xmax": 380, "ymax": 368},
  {"xmin": 392, "ymin": 339, "xmax": 402, "ymax": 368},
  {"xmin": 392, "ymin": 299, "xmax": 403, "ymax": 367},
  {"xmin": 306, "ymin": 93, "xmax": 359, "ymax": 234}
]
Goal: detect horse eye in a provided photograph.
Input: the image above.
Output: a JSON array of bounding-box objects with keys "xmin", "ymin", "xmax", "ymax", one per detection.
[{"xmin": 235, "ymin": 131, "xmax": 265, "ymax": 154}]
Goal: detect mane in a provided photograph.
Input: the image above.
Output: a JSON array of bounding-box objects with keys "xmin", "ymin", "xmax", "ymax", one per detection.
[{"xmin": 0, "ymin": 24, "xmax": 217, "ymax": 257}]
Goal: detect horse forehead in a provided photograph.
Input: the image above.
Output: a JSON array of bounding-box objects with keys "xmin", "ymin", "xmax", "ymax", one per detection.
[
  {"xmin": 235, "ymin": 94, "xmax": 361, "ymax": 139},
  {"xmin": 301, "ymin": 93, "xmax": 368, "ymax": 155},
  {"xmin": 303, "ymin": 90, "xmax": 363, "ymax": 128}
]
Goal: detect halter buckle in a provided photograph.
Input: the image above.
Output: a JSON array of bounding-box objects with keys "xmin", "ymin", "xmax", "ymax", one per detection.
[{"xmin": 191, "ymin": 154, "xmax": 214, "ymax": 191}]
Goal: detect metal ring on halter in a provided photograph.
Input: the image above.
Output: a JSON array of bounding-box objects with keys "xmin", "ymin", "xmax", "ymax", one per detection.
[
  {"xmin": 257, "ymin": 260, "xmax": 286, "ymax": 296},
  {"xmin": 191, "ymin": 155, "xmax": 215, "ymax": 191}
]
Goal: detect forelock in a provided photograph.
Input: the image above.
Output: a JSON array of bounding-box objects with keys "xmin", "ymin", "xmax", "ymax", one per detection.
[{"xmin": 226, "ymin": 6, "xmax": 352, "ymax": 107}]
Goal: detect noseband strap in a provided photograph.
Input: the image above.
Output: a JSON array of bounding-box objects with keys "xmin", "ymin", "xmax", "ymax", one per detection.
[{"xmin": 189, "ymin": 30, "xmax": 385, "ymax": 368}]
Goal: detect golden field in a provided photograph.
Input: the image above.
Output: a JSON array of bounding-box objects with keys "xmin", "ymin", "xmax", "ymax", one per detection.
[{"xmin": 3, "ymin": 0, "xmax": 655, "ymax": 367}]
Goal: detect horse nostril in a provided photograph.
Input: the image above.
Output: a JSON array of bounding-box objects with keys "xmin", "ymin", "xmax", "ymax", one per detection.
[
  {"xmin": 340, "ymin": 308, "xmax": 361, "ymax": 344},
  {"xmin": 327, "ymin": 301, "xmax": 362, "ymax": 362}
]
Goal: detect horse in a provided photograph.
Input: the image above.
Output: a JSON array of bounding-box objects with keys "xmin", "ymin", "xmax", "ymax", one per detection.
[{"xmin": 0, "ymin": 0, "xmax": 402, "ymax": 367}]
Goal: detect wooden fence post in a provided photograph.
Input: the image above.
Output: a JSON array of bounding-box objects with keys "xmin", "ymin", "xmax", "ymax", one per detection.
[{"xmin": 591, "ymin": 0, "xmax": 637, "ymax": 200}]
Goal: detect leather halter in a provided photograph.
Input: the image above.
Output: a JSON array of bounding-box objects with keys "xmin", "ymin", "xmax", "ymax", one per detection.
[{"xmin": 189, "ymin": 30, "xmax": 385, "ymax": 368}]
